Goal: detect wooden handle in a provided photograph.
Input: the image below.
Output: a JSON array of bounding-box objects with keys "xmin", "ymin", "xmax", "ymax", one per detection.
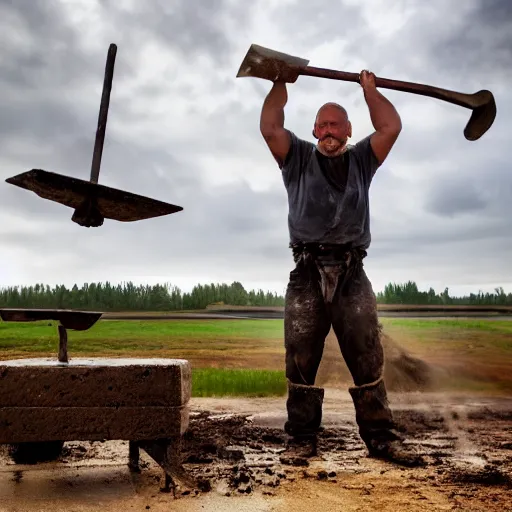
[
  {"xmin": 301, "ymin": 66, "xmax": 360, "ymax": 83},
  {"xmin": 89, "ymin": 43, "xmax": 117, "ymax": 184},
  {"xmin": 300, "ymin": 65, "xmax": 477, "ymax": 110}
]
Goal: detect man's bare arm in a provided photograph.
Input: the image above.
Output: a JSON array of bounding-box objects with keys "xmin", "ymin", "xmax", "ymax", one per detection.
[
  {"xmin": 260, "ymin": 81, "xmax": 291, "ymax": 167},
  {"xmin": 360, "ymin": 70, "xmax": 402, "ymax": 165}
]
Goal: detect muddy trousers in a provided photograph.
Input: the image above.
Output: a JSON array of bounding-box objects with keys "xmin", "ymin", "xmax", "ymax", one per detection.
[{"xmin": 283, "ymin": 248, "xmax": 399, "ymax": 450}]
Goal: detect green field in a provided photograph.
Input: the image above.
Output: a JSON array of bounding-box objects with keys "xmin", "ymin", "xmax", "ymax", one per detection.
[
  {"xmin": 192, "ymin": 368, "xmax": 286, "ymax": 397},
  {"xmin": 1, "ymin": 317, "xmax": 511, "ymax": 396}
]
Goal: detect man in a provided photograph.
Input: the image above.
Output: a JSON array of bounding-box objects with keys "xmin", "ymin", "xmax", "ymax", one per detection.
[{"xmin": 259, "ymin": 70, "xmax": 422, "ymax": 466}]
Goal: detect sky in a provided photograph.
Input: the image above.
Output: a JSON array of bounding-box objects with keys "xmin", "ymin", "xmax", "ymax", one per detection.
[{"xmin": 0, "ymin": 0, "xmax": 510, "ymax": 297}]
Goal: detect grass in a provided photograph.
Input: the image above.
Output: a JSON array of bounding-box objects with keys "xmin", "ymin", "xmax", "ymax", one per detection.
[
  {"xmin": 379, "ymin": 318, "xmax": 512, "ymax": 353},
  {"xmin": 192, "ymin": 369, "xmax": 286, "ymax": 397},
  {"xmin": 1, "ymin": 316, "xmax": 511, "ymax": 396},
  {"xmin": 0, "ymin": 319, "xmax": 284, "ymax": 342},
  {"xmin": 380, "ymin": 318, "xmax": 512, "ymax": 334},
  {"xmin": 0, "ymin": 319, "xmax": 284, "ymax": 356},
  {"xmin": 378, "ymin": 317, "xmax": 512, "ymax": 394}
]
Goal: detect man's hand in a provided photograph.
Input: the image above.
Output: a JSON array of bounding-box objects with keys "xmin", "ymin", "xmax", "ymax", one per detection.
[
  {"xmin": 358, "ymin": 68, "xmax": 402, "ymax": 166},
  {"xmin": 359, "ymin": 69, "xmax": 377, "ymax": 93}
]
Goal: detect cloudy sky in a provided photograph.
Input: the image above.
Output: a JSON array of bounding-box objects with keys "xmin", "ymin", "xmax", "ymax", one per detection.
[{"xmin": 0, "ymin": 0, "xmax": 510, "ymax": 297}]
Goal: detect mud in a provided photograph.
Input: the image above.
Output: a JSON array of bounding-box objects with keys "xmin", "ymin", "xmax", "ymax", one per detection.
[
  {"xmin": 178, "ymin": 411, "xmax": 366, "ymax": 495},
  {"xmin": 176, "ymin": 401, "xmax": 512, "ymax": 499},
  {"xmin": 1, "ymin": 392, "xmax": 511, "ymax": 511}
]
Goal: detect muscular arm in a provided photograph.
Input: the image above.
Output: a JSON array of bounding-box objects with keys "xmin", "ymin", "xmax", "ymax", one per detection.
[
  {"xmin": 260, "ymin": 81, "xmax": 291, "ymax": 167},
  {"xmin": 361, "ymin": 71, "xmax": 402, "ymax": 165}
]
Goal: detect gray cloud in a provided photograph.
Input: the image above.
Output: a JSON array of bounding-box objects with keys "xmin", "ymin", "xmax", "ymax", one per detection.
[
  {"xmin": 432, "ymin": 0, "xmax": 512, "ymax": 75},
  {"xmin": 99, "ymin": 0, "xmax": 254, "ymax": 66},
  {"xmin": 425, "ymin": 179, "xmax": 488, "ymax": 217},
  {"xmin": 0, "ymin": 0, "xmax": 510, "ymax": 298}
]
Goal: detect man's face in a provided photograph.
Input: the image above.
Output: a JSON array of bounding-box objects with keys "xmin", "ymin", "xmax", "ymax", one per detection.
[{"xmin": 314, "ymin": 105, "xmax": 351, "ymax": 156}]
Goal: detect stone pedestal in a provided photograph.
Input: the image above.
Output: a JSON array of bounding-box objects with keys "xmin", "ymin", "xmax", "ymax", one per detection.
[{"xmin": 0, "ymin": 357, "xmax": 192, "ymax": 492}]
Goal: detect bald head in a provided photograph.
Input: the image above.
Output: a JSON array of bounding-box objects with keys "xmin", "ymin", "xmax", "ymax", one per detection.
[{"xmin": 315, "ymin": 102, "xmax": 348, "ymax": 123}]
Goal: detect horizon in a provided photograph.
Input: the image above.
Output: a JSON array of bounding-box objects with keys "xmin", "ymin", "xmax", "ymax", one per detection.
[{"xmin": 0, "ymin": 276, "xmax": 509, "ymax": 299}]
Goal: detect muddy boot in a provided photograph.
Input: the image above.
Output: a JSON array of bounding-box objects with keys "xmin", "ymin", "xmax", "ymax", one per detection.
[
  {"xmin": 281, "ymin": 381, "xmax": 324, "ymax": 464},
  {"xmin": 349, "ymin": 378, "xmax": 426, "ymax": 468},
  {"xmin": 280, "ymin": 437, "xmax": 317, "ymax": 466},
  {"xmin": 284, "ymin": 381, "xmax": 324, "ymax": 437}
]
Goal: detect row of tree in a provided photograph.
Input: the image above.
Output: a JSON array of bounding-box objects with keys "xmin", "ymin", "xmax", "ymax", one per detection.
[
  {"xmin": 376, "ymin": 281, "xmax": 512, "ymax": 306},
  {"xmin": 0, "ymin": 280, "xmax": 510, "ymax": 311},
  {"xmin": 0, "ymin": 281, "xmax": 285, "ymax": 311}
]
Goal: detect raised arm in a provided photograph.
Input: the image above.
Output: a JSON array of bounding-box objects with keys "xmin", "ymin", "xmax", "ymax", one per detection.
[
  {"xmin": 260, "ymin": 81, "xmax": 291, "ymax": 167},
  {"xmin": 360, "ymin": 70, "xmax": 402, "ymax": 165}
]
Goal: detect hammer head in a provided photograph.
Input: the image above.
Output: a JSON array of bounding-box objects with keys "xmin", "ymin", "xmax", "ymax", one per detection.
[
  {"xmin": 236, "ymin": 44, "xmax": 309, "ymax": 83},
  {"xmin": 5, "ymin": 169, "xmax": 183, "ymax": 227},
  {"xmin": 0, "ymin": 308, "xmax": 103, "ymax": 330},
  {"xmin": 464, "ymin": 89, "xmax": 497, "ymax": 141}
]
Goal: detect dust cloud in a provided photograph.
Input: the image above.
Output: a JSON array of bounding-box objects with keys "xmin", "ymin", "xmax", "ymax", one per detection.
[{"xmin": 315, "ymin": 329, "xmax": 434, "ymax": 392}]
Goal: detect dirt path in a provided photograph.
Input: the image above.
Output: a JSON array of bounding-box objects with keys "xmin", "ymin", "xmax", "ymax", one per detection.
[{"xmin": 1, "ymin": 390, "xmax": 511, "ymax": 511}]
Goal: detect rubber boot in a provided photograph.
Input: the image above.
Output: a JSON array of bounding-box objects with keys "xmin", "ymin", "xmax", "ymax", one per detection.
[
  {"xmin": 281, "ymin": 381, "xmax": 324, "ymax": 464},
  {"xmin": 284, "ymin": 381, "xmax": 324, "ymax": 437},
  {"xmin": 349, "ymin": 378, "xmax": 425, "ymax": 467}
]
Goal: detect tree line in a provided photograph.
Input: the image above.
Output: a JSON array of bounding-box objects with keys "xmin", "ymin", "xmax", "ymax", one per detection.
[
  {"xmin": 376, "ymin": 281, "xmax": 512, "ymax": 306},
  {"xmin": 0, "ymin": 280, "xmax": 510, "ymax": 311},
  {"xmin": 0, "ymin": 281, "xmax": 285, "ymax": 311}
]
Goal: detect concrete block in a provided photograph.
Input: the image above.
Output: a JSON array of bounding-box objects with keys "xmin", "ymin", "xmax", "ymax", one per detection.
[
  {"xmin": 0, "ymin": 358, "xmax": 191, "ymax": 407},
  {"xmin": 0, "ymin": 405, "xmax": 189, "ymax": 443}
]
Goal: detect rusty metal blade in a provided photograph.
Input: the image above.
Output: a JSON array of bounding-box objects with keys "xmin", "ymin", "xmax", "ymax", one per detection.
[
  {"xmin": 236, "ymin": 44, "xmax": 309, "ymax": 83},
  {"xmin": 463, "ymin": 90, "xmax": 496, "ymax": 141},
  {"xmin": 0, "ymin": 308, "xmax": 103, "ymax": 330},
  {"xmin": 6, "ymin": 169, "xmax": 183, "ymax": 222}
]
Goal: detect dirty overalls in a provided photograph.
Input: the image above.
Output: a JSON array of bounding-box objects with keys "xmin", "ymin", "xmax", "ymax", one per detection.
[
  {"xmin": 277, "ymin": 130, "xmax": 403, "ymax": 456},
  {"xmin": 283, "ymin": 241, "xmax": 400, "ymax": 452}
]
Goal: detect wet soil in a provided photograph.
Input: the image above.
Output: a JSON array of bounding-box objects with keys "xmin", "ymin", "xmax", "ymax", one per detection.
[
  {"xmin": 1, "ymin": 391, "xmax": 511, "ymax": 511},
  {"xmin": 179, "ymin": 394, "xmax": 512, "ymax": 503}
]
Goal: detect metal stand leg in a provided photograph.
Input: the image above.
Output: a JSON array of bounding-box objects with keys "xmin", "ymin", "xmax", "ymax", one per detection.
[
  {"xmin": 128, "ymin": 441, "xmax": 140, "ymax": 472},
  {"xmin": 163, "ymin": 473, "xmax": 173, "ymax": 494},
  {"xmin": 138, "ymin": 437, "xmax": 195, "ymax": 495},
  {"xmin": 58, "ymin": 325, "xmax": 68, "ymax": 363}
]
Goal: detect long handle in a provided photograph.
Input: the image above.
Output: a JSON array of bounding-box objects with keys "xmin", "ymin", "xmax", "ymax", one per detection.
[
  {"xmin": 300, "ymin": 65, "xmax": 476, "ymax": 110},
  {"xmin": 90, "ymin": 43, "xmax": 117, "ymax": 184}
]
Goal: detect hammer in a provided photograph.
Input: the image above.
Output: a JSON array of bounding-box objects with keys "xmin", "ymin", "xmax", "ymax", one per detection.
[{"xmin": 236, "ymin": 44, "xmax": 496, "ymax": 141}]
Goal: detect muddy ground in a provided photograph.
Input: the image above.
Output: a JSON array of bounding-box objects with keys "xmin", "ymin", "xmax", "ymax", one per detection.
[
  {"xmin": 1, "ymin": 327, "xmax": 511, "ymax": 510},
  {"xmin": 1, "ymin": 390, "xmax": 511, "ymax": 512}
]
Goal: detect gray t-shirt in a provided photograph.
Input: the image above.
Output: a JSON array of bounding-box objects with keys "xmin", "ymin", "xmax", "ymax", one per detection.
[{"xmin": 280, "ymin": 131, "xmax": 380, "ymax": 249}]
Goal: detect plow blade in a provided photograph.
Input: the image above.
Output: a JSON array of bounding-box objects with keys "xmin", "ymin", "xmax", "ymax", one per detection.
[{"xmin": 6, "ymin": 169, "xmax": 183, "ymax": 225}]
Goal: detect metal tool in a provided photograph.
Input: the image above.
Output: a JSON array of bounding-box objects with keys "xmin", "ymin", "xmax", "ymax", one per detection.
[
  {"xmin": 236, "ymin": 44, "xmax": 497, "ymax": 141},
  {"xmin": 5, "ymin": 44, "xmax": 183, "ymax": 227},
  {"xmin": 0, "ymin": 308, "xmax": 102, "ymax": 362}
]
